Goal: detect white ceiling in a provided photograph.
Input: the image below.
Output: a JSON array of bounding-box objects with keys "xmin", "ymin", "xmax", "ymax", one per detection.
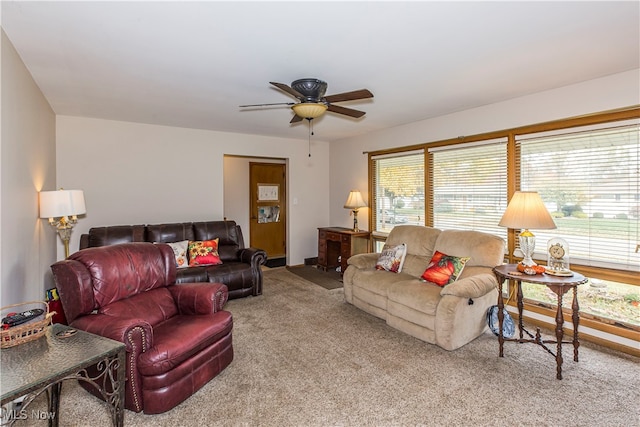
[{"xmin": 2, "ymin": 1, "xmax": 639, "ymax": 142}]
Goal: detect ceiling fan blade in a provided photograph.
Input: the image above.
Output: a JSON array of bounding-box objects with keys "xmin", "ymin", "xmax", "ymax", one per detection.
[
  {"xmin": 324, "ymin": 89, "xmax": 374, "ymax": 103},
  {"xmin": 239, "ymin": 102, "xmax": 295, "ymax": 107},
  {"xmin": 270, "ymin": 82, "xmax": 304, "ymax": 100},
  {"xmin": 290, "ymin": 114, "xmax": 304, "ymax": 124},
  {"xmin": 327, "ymin": 104, "xmax": 366, "ymax": 118}
]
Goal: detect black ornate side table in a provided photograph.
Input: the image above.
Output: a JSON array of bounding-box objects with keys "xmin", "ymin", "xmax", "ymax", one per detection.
[
  {"xmin": 493, "ymin": 264, "xmax": 588, "ymax": 379},
  {"xmin": 1, "ymin": 323, "xmax": 125, "ymax": 426}
]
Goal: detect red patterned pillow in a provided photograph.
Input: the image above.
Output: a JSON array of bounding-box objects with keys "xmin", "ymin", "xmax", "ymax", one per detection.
[
  {"xmin": 188, "ymin": 239, "xmax": 222, "ymax": 266},
  {"xmin": 420, "ymin": 251, "xmax": 470, "ymax": 287}
]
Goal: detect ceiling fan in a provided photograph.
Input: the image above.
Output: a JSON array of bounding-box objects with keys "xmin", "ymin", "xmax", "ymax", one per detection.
[{"xmin": 240, "ymin": 78, "xmax": 374, "ymax": 123}]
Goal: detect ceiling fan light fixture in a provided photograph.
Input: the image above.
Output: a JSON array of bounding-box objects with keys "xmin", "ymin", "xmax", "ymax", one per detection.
[{"xmin": 291, "ymin": 103, "xmax": 327, "ymax": 119}]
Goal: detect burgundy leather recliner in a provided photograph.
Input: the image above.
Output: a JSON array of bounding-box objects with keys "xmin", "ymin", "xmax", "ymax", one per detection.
[{"xmin": 51, "ymin": 242, "xmax": 233, "ymax": 414}]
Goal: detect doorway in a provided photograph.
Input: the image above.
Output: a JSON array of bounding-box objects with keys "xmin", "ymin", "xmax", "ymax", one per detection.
[
  {"xmin": 222, "ymin": 156, "xmax": 288, "ymax": 266},
  {"xmin": 250, "ymin": 162, "xmax": 287, "ymax": 266}
]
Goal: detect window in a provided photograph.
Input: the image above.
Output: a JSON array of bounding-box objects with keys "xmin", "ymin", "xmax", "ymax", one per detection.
[
  {"xmin": 430, "ymin": 139, "xmax": 508, "ymax": 240},
  {"xmin": 517, "ymin": 121, "xmax": 639, "ymax": 329},
  {"xmin": 371, "ymin": 150, "xmax": 425, "ymax": 236},
  {"xmin": 518, "ymin": 121, "xmax": 639, "ymax": 271}
]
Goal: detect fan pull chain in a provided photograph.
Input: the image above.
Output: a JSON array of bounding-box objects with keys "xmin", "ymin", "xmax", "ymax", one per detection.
[{"xmin": 307, "ymin": 118, "xmax": 314, "ymax": 157}]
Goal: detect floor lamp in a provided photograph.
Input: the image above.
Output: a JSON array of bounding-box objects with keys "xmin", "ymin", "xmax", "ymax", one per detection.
[{"xmin": 39, "ymin": 189, "xmax": 86, "ymax": 258}]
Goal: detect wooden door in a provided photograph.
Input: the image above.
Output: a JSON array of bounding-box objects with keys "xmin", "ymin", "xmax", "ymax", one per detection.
[{"xmin": 250, "ymin": 163, "xmax": 286, "ymax": 260}]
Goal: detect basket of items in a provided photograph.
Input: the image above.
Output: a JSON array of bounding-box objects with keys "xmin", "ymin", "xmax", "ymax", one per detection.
[{"xmin": 1, "ymin": 301, "xmax": 55, "ymax": 348}]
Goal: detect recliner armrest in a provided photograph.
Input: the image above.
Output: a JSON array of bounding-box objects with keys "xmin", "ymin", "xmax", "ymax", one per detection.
[
  {"xmin": 71, "ymin": 314, "xmax": 153, "ymax": 352},
  {"xmin": 238, "ymin": 247, "xmax": 267, "ymax": 267},
  {"xmin": 347, "ymin": 253, "xmax": 379, "ymax": 270},
  {"xmin": 238, "ymin": 247, "xmax": 267, "ymax": 296},
  {"xmin": 439, "ymin": 273, "xmax": 498, "ymax": 299},
  {"xmin": 169, "ymin": 282, "xmax": 229, "ymax": 314}
]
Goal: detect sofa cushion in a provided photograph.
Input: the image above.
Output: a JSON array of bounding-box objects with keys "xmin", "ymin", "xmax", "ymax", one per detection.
[
  {"xmin": 351, "ymin": 270, "xmax": 415, "ymax": 316},
  {"xmin": 385, "ymin": 225, "xmax": 441, "ymax": 258},
  {"xmin": 176, "ymin": 266, "xmax": 209, "ymax": 283},
  {"xmin": 87, "ymin": 225, "xmax": 146, "ymax": 247},
  {"xmin": 420, "ymin": 251, "xmax": 470, "ymax": 287},
  {"xmin": 434, "ymin": 229, "xmax": 504, "ymax": 268},
  {"xmin": 352, "ymin": 269, "xmax": 414, "ymax": 296},
  {"xmin": 147, "ymin": 223, "xmax": 195, "ymax": 244},
  {"xmin": 193, "ymin": 221, "xmax": 242, "ymax": 261},
  {"xmin": 387, "ymin": 279, "xmax": 442, "ymax": 316},
  {"xmin": 206, "ymin": 262, "xmax": 254, "ymax": 291},
  {"xmin": 99, "ymin": 287, "xmax": 178, "ymax": 327},
  {"xmin": 70, "ymin": 243, "xmax": 176, "ymax": 308},
  {"xmin": 375, "ymin": 243, "xmax": 407, "ymax": 273},
  {"xmin": 138, "ymin": 310, "xmax": 233, "ymax": 376},
  {"xmin": 188, "ymin": 239, "xmax": 223, "ymax": 266},
  {"xmin": 401, "ymin": 254, "xmax": 432, "ymax": 278}
]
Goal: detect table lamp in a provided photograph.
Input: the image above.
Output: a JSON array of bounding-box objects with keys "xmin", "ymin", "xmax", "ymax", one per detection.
[
  {"xmin": 39, "ymin": 189, "xmax": 86, "ymax": 258},
  {"xmin": 498, "ymin": 191, "xmax": 556, "ymax": 267},
  {"xmin": 344, "ymin": 190, "xmax": 367, "ymax": 232}
]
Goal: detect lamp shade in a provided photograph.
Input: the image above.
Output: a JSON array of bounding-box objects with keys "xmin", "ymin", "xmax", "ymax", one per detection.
[
  {"xmin": 39, "ymin": 190, "xmax": 86, "ymax": 218},
  {"xmin": 344, "ymin": 190, "xmax": 367, "ymax": 210},
  {"xmin": 498, "ymin": 191, "xmax": 556, "ymax": 230},
  {"xmin": 291, "ymin": 103, "xmax": 327, "ymax": 119}
]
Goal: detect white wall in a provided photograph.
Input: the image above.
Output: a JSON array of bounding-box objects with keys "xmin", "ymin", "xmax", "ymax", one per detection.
[
  {"xmin": 55, "ymin": 117, "xmax": 330, "ymax": 266},
  {"xmin": 223, "ymin": 156, "xmax": 252, "ymax": 235},
  {"xmin": 329, "ymin": 69, "xmax": 640, "ymax": 230},
  {"xmin": 1, "ymin": 30, "xmax": 57, "ymax": 306}
]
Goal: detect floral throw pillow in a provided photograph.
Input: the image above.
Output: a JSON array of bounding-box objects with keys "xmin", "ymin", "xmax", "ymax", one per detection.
[
  {"xmin": 166, "ymin": 240, "xmax": 189, "ymax": 269},
  {"xmin": 421, "ymin": 251, "xmax": 470, "ymax": 287},
  {"xmin": 375, "ymin": 243, "xmax": 407, "ymax": 273},
  {"xmin": 188, "ymin": 239, "xmax": 223, "ymax": 267}
]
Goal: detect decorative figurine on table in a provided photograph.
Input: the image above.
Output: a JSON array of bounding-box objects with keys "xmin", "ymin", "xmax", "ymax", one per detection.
[{"xmin": 516, "ymin": 263, "xmax": 546, "ymax": 275}]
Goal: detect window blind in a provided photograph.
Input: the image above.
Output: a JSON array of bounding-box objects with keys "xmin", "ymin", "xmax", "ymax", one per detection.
[
  {"xmin": 429, "ymin": 139, "xmax": 508, "ymax": 239},
  {"xmin": 517, "ymin": 121, "xmax": 639, "ymax": 271},
  {"xmin": 371, "ymin": 150, "xmax": 425, "ymax": 233}
]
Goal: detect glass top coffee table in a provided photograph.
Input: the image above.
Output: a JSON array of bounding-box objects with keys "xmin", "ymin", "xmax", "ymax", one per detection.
[{"xmin": 1, "ymin": 323, "xmax": 125, "ymax": 426}]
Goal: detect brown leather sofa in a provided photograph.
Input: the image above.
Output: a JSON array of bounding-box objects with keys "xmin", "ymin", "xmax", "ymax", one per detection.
[
  {"xmin": 79, "ymin": 220, "xmax": 266, "ymax": 300},
  {"xmin": 51, "ymin": 243, "xmax": 234, "ymax": 414}
]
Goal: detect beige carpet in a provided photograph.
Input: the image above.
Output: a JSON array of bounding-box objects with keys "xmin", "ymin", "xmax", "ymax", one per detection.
[{"xmin": 22, "ymin": 267, "xmax": 640, "ymax": 426}]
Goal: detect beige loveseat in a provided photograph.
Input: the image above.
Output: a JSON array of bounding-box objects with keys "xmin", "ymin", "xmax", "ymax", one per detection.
[{"xmin": 343, "ymin": 225, "xmax": 505, "ymax": 350}]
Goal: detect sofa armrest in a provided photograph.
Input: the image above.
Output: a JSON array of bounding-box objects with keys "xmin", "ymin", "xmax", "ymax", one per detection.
[
  {"xmin": 169, "ymin": 282, "xmax": 229, "ymax": 314},
  {"xmin": 70, "ymin": 314, "xmax": 153, "ymax": 352},
  {"xmin": 71, "ymin": 313, "xmax": 151, "ymax": 413},
  {"xmin": 439, "ymin": 273, "xmax": 498, "ymax": 299},
  {"xmin": 238, "ymin": 247, "xmax": 267, "ymax": 267},
  {"xmin": 347, "ymin": 253, "xmax": 379, "ymax": 270},
  {"xmin": 238, "ymin": 247, "xmax": 267, "ymax": 296},
  {"xmin": 79, "ymin": 233, "xmax": 89, "ymax": 250}
]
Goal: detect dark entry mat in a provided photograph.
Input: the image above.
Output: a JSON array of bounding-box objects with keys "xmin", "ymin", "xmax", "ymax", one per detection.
[{"xmin": 285, "ymin": 265, "xmax": 343, "ymax": 290}]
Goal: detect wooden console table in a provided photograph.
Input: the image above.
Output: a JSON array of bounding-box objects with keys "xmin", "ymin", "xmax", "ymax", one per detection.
[
  {"xmin": 493, "ymin": 264, "xmax": 588, "ymax": 379},
  {"xmin": 318, "ymin": 227, "xmax": 370, "ymax": 274}
]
